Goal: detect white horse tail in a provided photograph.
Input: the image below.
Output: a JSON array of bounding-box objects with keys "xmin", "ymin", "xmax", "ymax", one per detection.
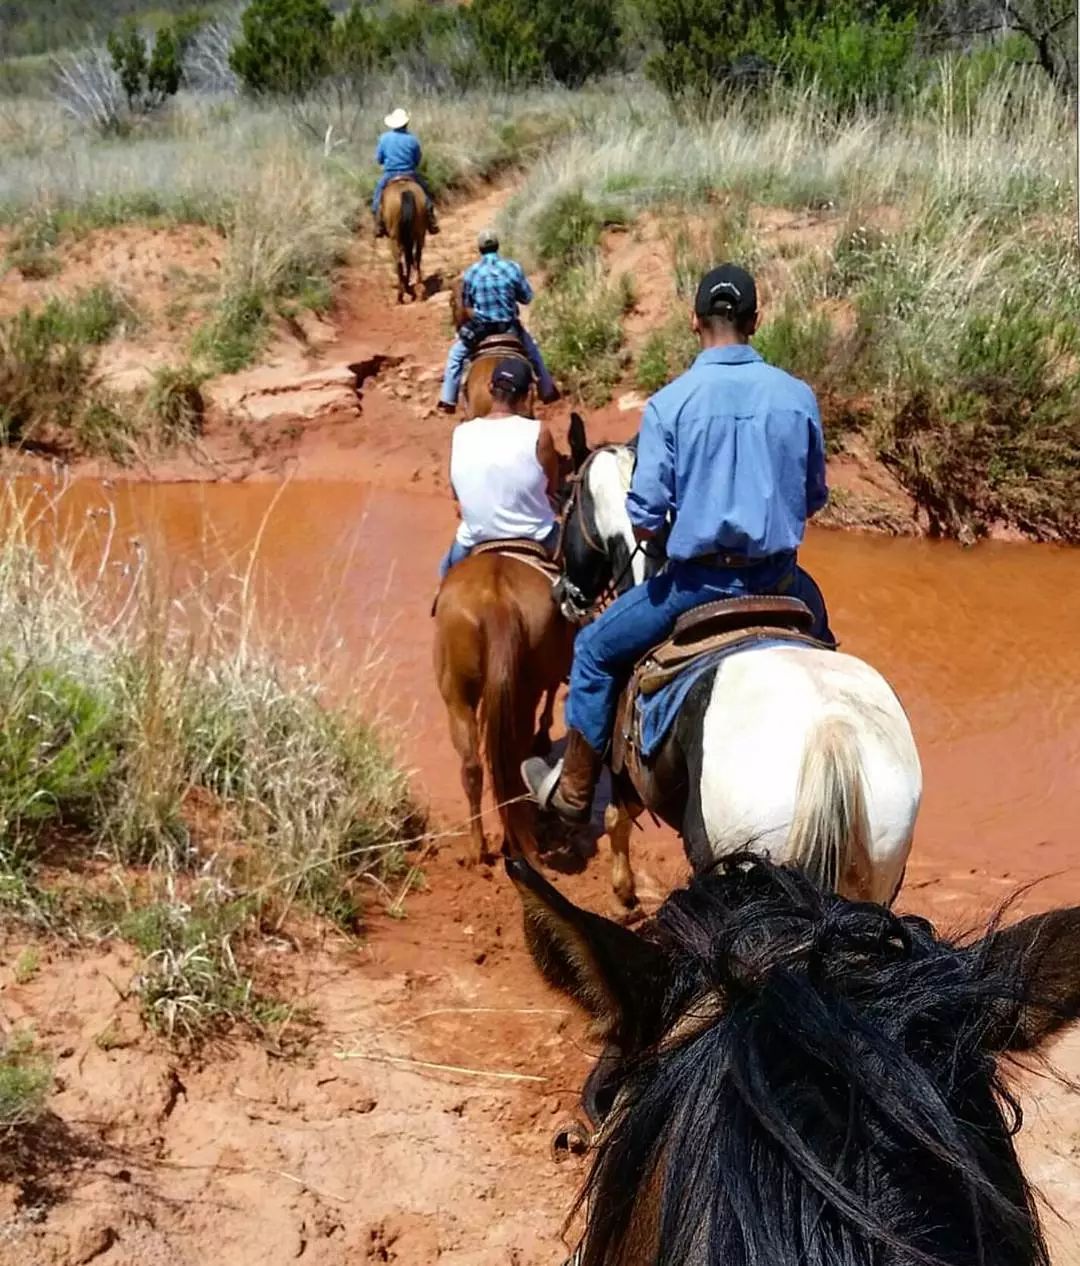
[{"xmin": 785, "ymin": 716, "xmax": 872, "ymax": 899}]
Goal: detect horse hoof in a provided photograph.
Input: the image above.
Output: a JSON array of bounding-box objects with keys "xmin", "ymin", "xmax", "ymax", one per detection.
[{"xmin": 551, "ymin": 1119, "xmax": 591, "ymax": 1163}]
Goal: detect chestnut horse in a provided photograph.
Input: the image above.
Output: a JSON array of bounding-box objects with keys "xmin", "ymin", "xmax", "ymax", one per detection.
[
  {"xmin": 432, "ymin": 419, "xmax": 583, "ymax": 864},
  {"xmin": 382, "ymin": 179, "xmax": 427, "ymax": 304},
  {"xmin": 434, "ymin": 554, "xmax": 572, "ymax": 864},
  {"xmin": 450, "ymin": 279, "xmax": 534, "ymax": 419}
]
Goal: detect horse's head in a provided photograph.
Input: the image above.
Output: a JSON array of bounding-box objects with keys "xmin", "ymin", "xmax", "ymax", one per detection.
[
  {"xmin": 556, "ymin": 417, "xmax": 659, "ymax": 623},
  {"xmin": 508, "ymin": 852, "xmax": 1080, "ymax": 1265}
]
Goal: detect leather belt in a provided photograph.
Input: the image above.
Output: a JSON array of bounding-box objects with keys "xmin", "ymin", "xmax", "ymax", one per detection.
[{"xmin": 691, "ymin": 550, "xmax": 784, "ymax": 570}]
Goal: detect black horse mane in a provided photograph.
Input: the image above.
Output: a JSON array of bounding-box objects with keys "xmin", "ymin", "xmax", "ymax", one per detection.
[{"xmin": 578, "ymin": 858, "xmax": 1047, "ymax": 1266}]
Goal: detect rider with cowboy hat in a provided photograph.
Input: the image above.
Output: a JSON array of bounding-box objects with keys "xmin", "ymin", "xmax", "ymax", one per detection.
[
  {"xmin": 522, "ymin": 263, "xmax": 834, "ymax": 824},
  {"xmin": 372, "ymin": 107, "xmax": 439, "ymax": 237}
]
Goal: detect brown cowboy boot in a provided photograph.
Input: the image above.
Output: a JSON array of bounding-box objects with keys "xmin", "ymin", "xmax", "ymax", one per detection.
[
  {"xmin": 373, "ymin": 210, "xmax": 388, "ymax": 239},
  {"xmin": 427, "ymin": 202, "xmax": 440, "ymax": 234},
  {"xmin": 521, "ymin": 729, "xmax": 601, "ymax": 825}
]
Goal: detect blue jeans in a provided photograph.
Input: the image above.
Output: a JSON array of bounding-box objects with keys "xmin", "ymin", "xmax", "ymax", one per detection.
[
  {"xmin": 440, "ymin": 327, "xmax": 556, "ymax": 405},
  {"xmin": 564, "ymin": 554, "xmax": 833, "ymax": 754},
  {"xmin": 372, "ymin": 170, "xmax": 436, "ymax": 216},
  {"xmin": 438, "ymin": 524, "xmax": 560, "ymax": 580}
]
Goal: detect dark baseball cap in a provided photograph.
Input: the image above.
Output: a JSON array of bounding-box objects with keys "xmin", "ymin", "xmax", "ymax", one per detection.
[
  {"xmin": 694, "ymin": 264, "xmax": 757, "ymax": 321},
  {"xmin": 490, "ymin": 357, "xmax": 533, "ymax": 395}
]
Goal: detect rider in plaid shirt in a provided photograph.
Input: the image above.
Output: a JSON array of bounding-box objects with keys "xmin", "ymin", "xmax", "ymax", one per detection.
[{"xmin": 438, "ymin": 229, "xmax": 557, "ymax": 411}]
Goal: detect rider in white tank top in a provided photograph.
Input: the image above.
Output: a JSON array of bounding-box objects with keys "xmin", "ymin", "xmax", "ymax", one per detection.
[{"xmin": 451, "ymin": 414, "xmax": 556, "ymax": 548}]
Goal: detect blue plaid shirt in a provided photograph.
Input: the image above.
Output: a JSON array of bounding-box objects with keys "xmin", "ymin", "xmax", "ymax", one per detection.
[{"xmin": 461, "ymin": 253, "xmax": 533, "ymax": 324}]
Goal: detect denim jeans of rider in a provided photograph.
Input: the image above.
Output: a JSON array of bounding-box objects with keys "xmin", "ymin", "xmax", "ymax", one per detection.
[
  {"xmin": 564, "ymin": 555, "xmax": 834, "ymax": 755},
  {"xmin": 439, "ymin": 327, "xmax": 556, "ymax": 405}
]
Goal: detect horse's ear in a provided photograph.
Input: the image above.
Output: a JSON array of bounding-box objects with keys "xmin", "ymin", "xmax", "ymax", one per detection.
[
  {"xmin": 505, "ymin": 855, "xmax": 668, "ymax": 1042},
  {"xmin": 568, "ymin": 412, "xmax": 590, "ymax": 471},
  {"xmin": 974, "ymin": 907, "xmax": 1080, "ymax": 1051}
]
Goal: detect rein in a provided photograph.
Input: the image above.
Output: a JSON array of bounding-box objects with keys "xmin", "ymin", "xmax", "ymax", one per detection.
[{"xmin": 557, "ymin": 454, "xmax": 647, "ymax": 621}]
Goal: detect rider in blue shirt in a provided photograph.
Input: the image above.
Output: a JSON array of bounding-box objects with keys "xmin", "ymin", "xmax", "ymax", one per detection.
[
  {"xmin": 522, "ymin": 264, "xmax": 834, "ymax": 824},
  {"xmin": 372, "ymin": 108, "xmax": 439, "ymax": 236}
]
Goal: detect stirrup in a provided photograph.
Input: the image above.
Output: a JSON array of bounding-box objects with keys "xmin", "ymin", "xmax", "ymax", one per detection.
[{"xmin": 521, "ymin": 756, "xmax": 564, "ymax": 810}]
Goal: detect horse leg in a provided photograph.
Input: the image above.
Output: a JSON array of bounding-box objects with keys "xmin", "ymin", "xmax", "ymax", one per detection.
[
  {"xmin": 446, "ymin": 696, "xmax": 487, "ymax": 865},
  {"xmin": 605, "ymin": 798, "xmax": 638, "ymax": 911}
]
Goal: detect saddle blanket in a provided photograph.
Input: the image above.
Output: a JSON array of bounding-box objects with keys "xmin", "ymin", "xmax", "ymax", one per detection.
[{"xmin": 637, "ymin": 636, "xmax": 810, "ymax": 759}]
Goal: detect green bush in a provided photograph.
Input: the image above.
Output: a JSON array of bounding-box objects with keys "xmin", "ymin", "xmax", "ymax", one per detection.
[
  {"xmin": 0, "ymin": 312, "xmax": 88, "ymax": 445},
  {"xmin": 230, "ymin": 0, "xmax": 336, "ymax": 97},
  {"xmin": 753, "ymin": 304, "xmax": 835, "ymax": 380},
  {"xmin": 535, "ymin": 266, "xmax": 632, "ymax": 405},
  {"xmin": 781, "ymin": 6, "xmax": 919, "ymax": 110},
  {"xmin": 107, "ymin": 16, "xmax": 192, "ymax": 113},
  {"xmin": 469, "ymin": 0, "xmax": 619, "ymax": 87},
  {"xmin": 0, "ymin": 1029, "xmax": 51, "ymax": 1131},
  {"xmin": 532, "ymin": 190, "xmax": 627, "ymax": 270},
  {"xmin": 636, "ymin": 315, "xmax": 697, "ymax": 392},
  {"xmin": 192, "ymin": 291, "xmax": 268, "ymax": 373}
]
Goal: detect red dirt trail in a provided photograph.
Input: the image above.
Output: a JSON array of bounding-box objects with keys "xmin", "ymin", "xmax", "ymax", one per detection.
[{"xmin": 5, "ymin": 197, "xmax": 1080, "ymax": 1265}]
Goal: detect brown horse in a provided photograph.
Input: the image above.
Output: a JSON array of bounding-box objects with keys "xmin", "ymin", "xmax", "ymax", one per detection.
[
  {"xmin": 433, "ymin": 550, "xmax": 573, "ymax": 865},
  {"xmin": 381, "ymin": 179, "xmax": 427, "ymax": 304},
  {"xmin": 450, "ymin": 279, "xmax": 534, "ymax": 419}
]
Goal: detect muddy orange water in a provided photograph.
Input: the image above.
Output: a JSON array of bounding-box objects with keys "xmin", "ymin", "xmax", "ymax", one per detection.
[{"xmin": 37, "ymin": 476, "xmax": 1080, "ymax": 911}]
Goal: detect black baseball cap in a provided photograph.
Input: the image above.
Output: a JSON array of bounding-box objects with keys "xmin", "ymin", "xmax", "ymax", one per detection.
[
  {"xmin": 490, "ymin": 357, "xmax": 533, "ymax": 395},
  {"xmin": 694, "ymin": 264, "xmax": 757, "ymax": 321}
]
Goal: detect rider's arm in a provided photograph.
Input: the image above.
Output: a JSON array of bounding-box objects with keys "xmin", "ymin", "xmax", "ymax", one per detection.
[
  {"xmin": 375, "ymin": 135, "xmax": 386, "ymax": 167},
  {"xmin": 535, "ymin": 424, "xmax": 559, "ymax": 503},
  {"xmin": 806, "ymin": 397, "xmax": 828, "ymax": 517},
  {"xmin": 515, "ymin": 265, "xmax": 534, "ymax": 306},
  {"xmin": 626, "ymin": 400, "xmax": 675, "ymax": 540}
]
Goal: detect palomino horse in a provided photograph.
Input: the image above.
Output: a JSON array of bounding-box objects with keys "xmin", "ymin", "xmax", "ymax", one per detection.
[
  {"xmin": 381, "ymin": 179, "xmax": 427, "ymax": 304},
  {"xmin": 555, "ymin": 419, "xmax": 922, "ymax": 911},
  {"xmin": 509, "ymin": 851, "xmax": 1080, "ymax": 1266},
  {"xmin": 450, "ymin": 280, "xmax": 534, "ymax": 419}
]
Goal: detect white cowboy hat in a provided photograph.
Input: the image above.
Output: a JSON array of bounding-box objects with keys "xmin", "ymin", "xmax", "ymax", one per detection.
[{"xmin": 384, "ymin": 108, "xmax": 410, "ymax": 130}]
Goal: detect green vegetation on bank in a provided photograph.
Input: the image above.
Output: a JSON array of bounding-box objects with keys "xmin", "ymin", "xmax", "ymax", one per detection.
[{"xmin": 0, "ymin": 485, "xmax": 420, "ymax": 1044}]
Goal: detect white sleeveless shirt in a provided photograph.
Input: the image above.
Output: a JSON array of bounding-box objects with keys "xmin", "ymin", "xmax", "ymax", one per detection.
[{"xmin": 450, "ymin": 415, "xmax": 556, "ymax": 548}]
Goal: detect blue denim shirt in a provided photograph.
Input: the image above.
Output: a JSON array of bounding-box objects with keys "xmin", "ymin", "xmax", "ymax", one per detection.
[
  {"xmin": 375, "ymin": 129, "xmax": 421, "ymax": 174},
  {"xmin": 627, "ymin": 345, "xmax": 828, "ymax": 561}
]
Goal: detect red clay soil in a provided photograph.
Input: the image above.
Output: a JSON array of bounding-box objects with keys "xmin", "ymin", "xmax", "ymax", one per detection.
[{"xmin": 4, "ymin": 196, "xmax": 1080, "ymax": 1264}]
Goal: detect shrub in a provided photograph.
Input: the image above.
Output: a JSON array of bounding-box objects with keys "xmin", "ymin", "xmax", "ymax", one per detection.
[
  {"xmin": 532, "ymin": 190, "xmax": 627, "ymax": 270},
  {"xmin": 192, "ymin": 291, "xmax": 268, "ymax": 373},
  {"xmin": 32, "ymin": 285, "xmax": 137, "ymax": 346},
  {"xmin": 147, "ymin": 364, "xmax": 206, "ymax": 443},
  {"xmin": 780, "ymin": 6, "xmax": 919, "ymax": 110},
  {"xmin": 0, "ymin": 1029, "xmax": 51, "ymax": 1132},
  {"xmin": 636, "ymin": 315, "xmax": 697, "ymax": 392},
  {"xmin": 535, "ymin": 265, "xmax": 632, "ymax": 405},
  {"xmin": 469, "ymin": 0, "xmax": 619, "ymax": 87},
  {"xmin": 230, "ymin": 0, "xmax": 335, "ymax": 97},
  {"xmin": 0, "ymin": 312, "xmax": 88, "ymax": 445},
  {"xmin": 754, "ymin": 304, "xmax": 835, "ymax": 380}
]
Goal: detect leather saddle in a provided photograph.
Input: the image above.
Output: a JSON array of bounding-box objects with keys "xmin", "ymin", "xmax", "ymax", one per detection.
[
  {"xmin": 611, "ymin": 595, "xmax": 832, "ymax": 782},
  {"xmin": 469, "ymin": 331, "xmax": 527, "ymax": 362},
  {"xmin": 470, "ymin": 537, "xmax": 560, "ymax": 581}
]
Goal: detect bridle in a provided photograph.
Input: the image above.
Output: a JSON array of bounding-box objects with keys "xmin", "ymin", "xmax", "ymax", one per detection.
[{"xmin": 555, "ymin": 452, "xmax": 649, "ymax": 623}]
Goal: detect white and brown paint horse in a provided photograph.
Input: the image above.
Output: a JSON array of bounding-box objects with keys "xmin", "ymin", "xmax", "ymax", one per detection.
[{"xmin": 557, "ymin": 417, "xmax": 923, "ymax": 911}]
